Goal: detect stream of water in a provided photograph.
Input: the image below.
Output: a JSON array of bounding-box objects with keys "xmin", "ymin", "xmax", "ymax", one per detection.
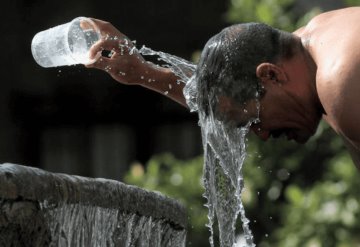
[{"xmin": 138, "ymin": 45, "xmax": 256, "ymax": 247}]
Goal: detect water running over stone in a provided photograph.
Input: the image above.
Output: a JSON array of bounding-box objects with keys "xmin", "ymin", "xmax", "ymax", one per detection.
[
  {"xmin": 138, "ymin": 45, "xmax": 257, "ymax": 247},
  {"xmin": 0, "ymin": 164, "xmax": 187, "ymax": 247}
]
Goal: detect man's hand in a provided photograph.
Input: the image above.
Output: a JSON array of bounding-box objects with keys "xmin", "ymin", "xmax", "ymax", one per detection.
[
  {"xmin": 84, "ymin": 18, "xmax": 188, "ymax": 107},
  {"xmin": 85, "ymin": 18, "xmax": 151, "ymax": 85}
]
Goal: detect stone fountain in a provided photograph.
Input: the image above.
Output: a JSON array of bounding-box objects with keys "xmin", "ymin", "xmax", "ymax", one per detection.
[{"xmin": 0, "ymin": 163, "xmax": 187, "ymax": 246}]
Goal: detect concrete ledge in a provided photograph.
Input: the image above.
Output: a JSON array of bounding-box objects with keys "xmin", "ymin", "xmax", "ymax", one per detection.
[{"xmin": 0, "ymin": 163, "xmax": 187, "ymax": 246}]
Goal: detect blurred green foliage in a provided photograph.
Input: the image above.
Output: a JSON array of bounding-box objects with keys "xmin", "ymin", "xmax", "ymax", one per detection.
[
  {"xmin": 124, "ymin": 154, "xmax": 209, "ymax": 246},
  {"xmin": 344, "ymin": 0, "xmax": 360, "ymax": 6},
  {"xmin": 226, "ymin": 0, "xmax": 322, "ymax": 31},
  {"xmin": 124, "ymin": 0, "xmax": 360, "ymax": 246},
  {"xmin": 227, "ymin": 0, "xmax": 295, "ymax": 31},
  {"xmin": 243, "ymin": 123, "xmax": 360, "ymax": 247}
]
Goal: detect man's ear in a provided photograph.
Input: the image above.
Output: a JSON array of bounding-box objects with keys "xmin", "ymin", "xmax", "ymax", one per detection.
[{"xmin": 256, "ymin": 63, "xmax": 287, "ymax": 84}]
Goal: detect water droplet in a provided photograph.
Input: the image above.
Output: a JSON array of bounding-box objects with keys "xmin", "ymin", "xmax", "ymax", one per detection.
[
  {"xmin": 164, "ymin": 91, "xmax": 169, "ymax": 95},
  {"xmin": 265, "ymin": 234, "xmax": 269, "ymax": 238},
  {"xmin": 267, "ymin": 186, "xmax": 281, "ymax": 200},
  {"xmin": 129, "ymin": 47, "xmax": 136, "ymax": 55},
  {"xmin": 140, "ymin": 76, "xmax": 144, "ymax": 80},
  {"xmin": 169, "ymin": 84, "xmax": 172, "ymax": 89},
  {"xmin": 170, "ymin": 173, "xmax": 183, "ymax": 186}
]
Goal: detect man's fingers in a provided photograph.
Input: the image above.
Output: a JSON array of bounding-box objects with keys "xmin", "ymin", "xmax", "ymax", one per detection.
[
  {"xmin": 85, "ymin": 56, "xmax": 112, "ymax": 70},
  {"xmin": 89, "ymin": 38, "xmax": 133, "ymax": 60}
]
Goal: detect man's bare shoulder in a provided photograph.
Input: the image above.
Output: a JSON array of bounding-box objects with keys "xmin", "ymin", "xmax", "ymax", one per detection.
[
  {"xmin": 303, "ymin": 7, "xmax": 360, "ymax": 169},
  {"xmin": 304, "ymin": 7, "xmax": 360, "ymax": 30},
  {"xmin": 310, "ymin": 8, "xmax": 360, "ymax": 144},
  {"xmin": 317, "ymin": 58, "xmax": 360, "ymax": 146},
  {"xmin": 299, "ymin": 7, "xmax": 360, "ymax": 47}
]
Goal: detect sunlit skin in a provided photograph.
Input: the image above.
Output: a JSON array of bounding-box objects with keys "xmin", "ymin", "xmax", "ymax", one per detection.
[{"xmin": 85, "ymin": 7, "xmax": 360, "ymax": 169}]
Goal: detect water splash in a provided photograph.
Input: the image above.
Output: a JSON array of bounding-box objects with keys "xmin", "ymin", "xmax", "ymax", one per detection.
[
  {"xmin": 139, "ymin": 45, "xmax": 196, "ymax": 84},
  {"xmin": 198, "ymin": 110, "xmax": 255, "ymax": 247},
  {"xmin": 138, "ymin": 45, "xmax": 256, "ymax": 247},
  {"xmin": 139, "ymin": 46, "xmax": 198, "ymax": 112}
]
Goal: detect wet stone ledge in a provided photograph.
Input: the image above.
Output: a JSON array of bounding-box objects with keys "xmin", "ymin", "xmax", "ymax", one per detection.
[{"xmin": 0, "ymin": 163, "xmax": 187, "ymax": 247}]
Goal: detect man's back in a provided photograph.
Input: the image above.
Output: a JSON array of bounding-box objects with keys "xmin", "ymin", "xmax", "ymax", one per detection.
[{"xmin": 301, "ymin": 7, "xmax": 360, "ymax": 167}]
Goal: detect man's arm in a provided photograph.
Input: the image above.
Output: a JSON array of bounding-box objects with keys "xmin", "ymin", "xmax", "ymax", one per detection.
[{"xmin": 85, "ymin": 18, "xmax": 189, "ymax": 108}]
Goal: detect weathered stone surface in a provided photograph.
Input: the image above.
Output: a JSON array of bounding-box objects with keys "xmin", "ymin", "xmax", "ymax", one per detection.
[{"xmin": 0, "ymin": 163, "xmax": 187, "ymax": 246}]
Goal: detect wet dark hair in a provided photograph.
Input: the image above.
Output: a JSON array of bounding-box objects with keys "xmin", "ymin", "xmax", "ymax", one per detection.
[{"xmin": 195, "ymin": 22, "xmax": 299, "ymax": 115}]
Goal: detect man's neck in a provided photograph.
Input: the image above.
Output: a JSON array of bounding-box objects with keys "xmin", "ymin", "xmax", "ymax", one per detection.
[{"xmin": 300, "ymin": 45, "xmax": 324, "ymax": 115}]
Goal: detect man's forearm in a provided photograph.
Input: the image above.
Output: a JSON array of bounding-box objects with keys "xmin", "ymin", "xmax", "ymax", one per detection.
[
  {"xmin": 84, "ymin": 18, "xmax": 190, "ymax": 107},
  {"xmin": 139, "ymin": 66, "xmax": 188, "ymax": 108}
]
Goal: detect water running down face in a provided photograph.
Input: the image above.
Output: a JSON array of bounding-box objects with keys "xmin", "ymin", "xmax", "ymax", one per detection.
[{"xmin": 216, "ymin": 94, "xmax": 319, "ymax": 144}]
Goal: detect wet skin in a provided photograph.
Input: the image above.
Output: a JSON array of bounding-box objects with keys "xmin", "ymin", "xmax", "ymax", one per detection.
[{"xmin": 217, "ymin": 94, "xmax": 322, "ymax": 144}]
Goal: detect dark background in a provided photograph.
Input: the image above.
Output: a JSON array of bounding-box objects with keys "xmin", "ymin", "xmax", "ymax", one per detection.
[{"xmin": 0, "ymin": 0, "xmax": 228, "ymax": 179}]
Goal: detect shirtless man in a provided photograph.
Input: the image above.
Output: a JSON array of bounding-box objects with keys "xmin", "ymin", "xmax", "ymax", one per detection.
[{"xmin": 86, "ymin": 7, "xmax": 360, "ymax": 169}]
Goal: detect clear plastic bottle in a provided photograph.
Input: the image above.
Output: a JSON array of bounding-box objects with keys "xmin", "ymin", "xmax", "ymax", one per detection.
[{"xmin": 31, "ymin": 17, "xmax": 101, "ymax": 68}]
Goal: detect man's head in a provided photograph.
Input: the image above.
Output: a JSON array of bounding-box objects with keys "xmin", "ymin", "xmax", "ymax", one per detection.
[{"xmin": 195, "ymin": 23, "xmax": 322, "ymax": 143}]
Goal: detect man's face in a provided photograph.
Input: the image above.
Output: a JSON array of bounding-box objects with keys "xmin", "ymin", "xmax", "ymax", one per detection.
[{"xmin": 217, "ymin": 93, "xmax": 321, "ymax": 144}]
